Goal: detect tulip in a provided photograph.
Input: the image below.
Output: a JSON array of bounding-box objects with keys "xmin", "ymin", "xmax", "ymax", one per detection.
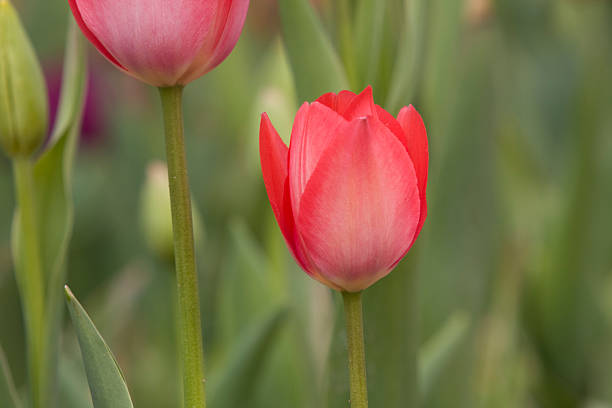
[
  {"xmin": 140, "ymin": 161, "xmax": 205, "ymax": 264},
  {"xmin": 260, "ymin": 86, "xmax": 428, "ymax": 292},
  {"xmin": 67, "ymin": 0, "xmax": 250, "ymax": 87},
  {"xmin": 0, "ymin": 0, "xmax": 48, "ymax": 158}
]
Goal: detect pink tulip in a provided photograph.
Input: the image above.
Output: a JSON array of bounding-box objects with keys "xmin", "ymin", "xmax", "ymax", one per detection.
[
  {"xmin": 260, "ymin": 87, "xmax": 428, "ymax": 292},
  {"xmin": 68, "ymin": 0, "xmax": 250, "ymax": 87}
]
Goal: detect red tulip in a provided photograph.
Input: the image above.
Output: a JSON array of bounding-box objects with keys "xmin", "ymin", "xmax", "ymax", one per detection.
[
  {"xmin": 68, "ymin": 0, "xmax": 250, "ymax": 87},
  {"xmin": 260, "ymin": 87, "xmax": 428, "ymax": 292}
]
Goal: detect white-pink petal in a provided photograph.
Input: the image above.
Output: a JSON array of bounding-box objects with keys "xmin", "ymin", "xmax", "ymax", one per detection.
[
  {"xmin": 296, "ymin": 117, "xmax": 420, "ymax": 292},
  {"xmin": 75, "ymin": 0, "xmax": 217, "ymax": 86},
  {"xmin": 287, "ymin": 102, "xmax": 347, "ymax": 221}
]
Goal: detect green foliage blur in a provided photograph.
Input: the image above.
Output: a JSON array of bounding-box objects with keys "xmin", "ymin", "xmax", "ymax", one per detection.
[{"xmin": 1, "ymin": 0, "xmax": 612, "ymax": 407}]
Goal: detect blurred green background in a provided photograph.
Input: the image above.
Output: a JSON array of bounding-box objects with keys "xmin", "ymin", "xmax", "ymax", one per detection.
[{"xmin": 1, "ymin": 0, "xmax": 612, "ymax": 407}]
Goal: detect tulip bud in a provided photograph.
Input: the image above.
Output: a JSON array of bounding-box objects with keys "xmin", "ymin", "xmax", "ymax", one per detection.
[
  {"xmin": 140, "ymin": 161, "xmax": 204, "ymax": 263},
  {"xmin": 67, "ymin": 0, "xmax": 250, "ymax": 87},
  {"xmin": 0, "ymin": 0, "xmax": 48, "ymax": 158},
  {"xmin": 260, "ymin": 86, "xmax": 429, "ymax": 292}
]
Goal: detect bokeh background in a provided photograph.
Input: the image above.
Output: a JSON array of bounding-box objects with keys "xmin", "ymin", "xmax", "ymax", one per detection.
[{"xmin": 1, "ymin": 0, "xmax": 612, "ymax": 407}]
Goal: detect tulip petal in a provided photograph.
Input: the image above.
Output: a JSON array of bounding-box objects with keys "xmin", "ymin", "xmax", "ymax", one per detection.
[
  {"xmin": 288, "ymin": 102, "xmax": 346, "ymax": 219},
  {"xmin": 297, "ymin": 117, "xmax": 420, "ymax": 292},
  {"xmin": 260, "ymin": 113, "xmax": 288, "ymax": 221},
  {"xmin": 180, "ymin": 0, "xmax": 250, "ymax": 83},
  {"xmin": 67, "ymin": 0, "xmax": 125, "ymax": 70},
  {"xmin": 316, "ymin": 90, "xmax": 357, "ymax": 114},
  {"xmin": 259, "ymin": 114, "xmax": 309, "ymax": 272},
  {"xmin": 73, "ymin": 0, "xmax": 219, "ymax": 86},
  {"xmin": 397, "ymin": 105, "xmax": 428, "ymax": 241},
  {"xmin": 340, "ymin": 85, "xmax": 376, "ymax": 120},
  {"xmin": 375, "ymin": 105, "xmax": 407, "ymax": 148}
]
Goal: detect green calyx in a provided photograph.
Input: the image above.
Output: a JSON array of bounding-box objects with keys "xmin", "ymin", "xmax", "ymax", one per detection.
[{"xmin": 0, "ymin": 0, "xmax": 48, "ymax": 158}]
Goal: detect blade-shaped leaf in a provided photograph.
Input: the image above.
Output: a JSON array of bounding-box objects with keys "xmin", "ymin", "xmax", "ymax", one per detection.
[
  {"xmin": 35, "ymin": 20, "xmax": 86, "ymax": 293},
  {"xmin": 45, "ymin": 20, "xmax": 88, "ymax": 150},
  {"xmin": 278, "ymin": 0, "xmax": 348, "ymax": 102},
  {"xmin": 209, "ymin": 306, "xmax": 289, "ymax": 407},
  {"xmin": 419, "ymin": 311, "xmax": 470, "ymax": 401},
  {"xmin": 362, "ymin": 257, "xmax": 420, "ymax": 408},
  {"xmin": 0, "ymin": 345, "xmax": 22, "ymax": 408},
  {"xmin": 326, "ymin": 255, "xmax": 419, "ymax": 408},
  {"xmin": 387, "ymin": 0, "xmax": 429, "ymax": 111},
  {"xmin": 37, "ymin": 21, "xmax": 87, "ymax": 405},
  {"xmin": 59, "ymin": 356, "xmax": 93, "ymax": 408},
  {"xmin": 64, "ymin": 286, "xmax": 134, "ymax": 408},
  {"xmin": 10, "ymin": 20, "xmax": 87, "ymax": 408},
  {"xmin": 354, "ymin": 0, "xmax": 386, "ymax": 89}
]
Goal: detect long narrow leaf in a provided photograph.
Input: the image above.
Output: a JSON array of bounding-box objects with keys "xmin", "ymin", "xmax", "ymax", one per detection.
[
  {"xmin": 38, "ymin": 20, "xmax": 87, "ymax": 404},
  {"xmin": 64, "ymin": 286, "xmax": 134, "ymax": 408},
  {"xmin": 387, "ymin": 0, "xmax": 429, "ymax": 111},
  {"xmin": 354, "ymin": 0, "xmax": 386, "ymax": 89},
  {"xmin": 209, "ymin": 306, "xmax": 289, "ymax": 407},
  {"xmin": 363, "ymin": 257, "xmax": 420, "ymax": 408},
  {"xmin": 35, "ymin": 20, "xmax": 86, "ymax": 292},
  {"xmin": 59, "ymin": 357, "xmax": 94, "ymax": 408},
  {"xmin": 0, "ymin": 345, "xmax": 22, "ymax": 408},
  {"xmin": 10, "ymin": 20, "xmax": 87, "ymax": 408},
  {"xmin": 278, "ymin": 0, "xmax": 348, "ymax": 102},
  {"xmin": 419, "ymin": 311, "xmax": 470, "ymax": 401},
  {"xmin": 325, "ymin": 256, "xmax": 419, "ymax": 408}
]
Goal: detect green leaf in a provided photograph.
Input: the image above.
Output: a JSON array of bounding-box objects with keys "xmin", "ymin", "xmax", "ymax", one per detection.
[
  {"xmin": 326, "ymin": 256, "xmax": 419, "ymax": 408},
  {"xmin": 0, "ymin": 345, "xmax": 22, "ymax": 408},
  {"xmin": 354, "ymin": 0, "xmax": 386, "ymax": 90},
  {"xmin": 419, "ymin": 311, "xmax": 470, "ymax": 401},
  {"xmin": 209, "ymin": 306, "xmax": 289, "ymax": 407},
  {"xmin": 362, "ymin": 258, "xmax": 420, "ymax": 408},
  {"xmin": 45, "ymin": 20, "xmax": 88, "ymax": 151},
  {"xmin": 278, "ymin": 0, "xmax": 348, "ymax": 102},
  {"xmin": 386, "ymin": 0, "xmax": 429, "ymax": 111},
  {"xmin": 34, "ymin": 20, "xmax": 86, "ymax": 286},
  {"xmin": 36, "ymin": 21, "xmax": 87, "ymax": 404},
  {"xmin": 59, "ymin": 356, "xmax": 93, "ymax": 408},
  {"xmin": 213, "ymin": 219, "xmax": 316, "ymax": 408},
  {"xmin": 9, "ymin": 20, "xmax": 87, "ymax": 408},
  {"xmin": 64, "ymin": 286, "xmax": 134, "ymax": 408}
]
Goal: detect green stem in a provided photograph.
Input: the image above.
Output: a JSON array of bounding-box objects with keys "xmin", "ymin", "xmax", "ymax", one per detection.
[
  {"xmin": 158, "ymin": 86, "xmax": 206, "ymax": 408},
  {"xmin": 342, "ymin": 291, "xmax": 368, "ymax": 408},
  {"xmin": 13, "ymin": 158, "xmax": 46, "ymax": 408}
]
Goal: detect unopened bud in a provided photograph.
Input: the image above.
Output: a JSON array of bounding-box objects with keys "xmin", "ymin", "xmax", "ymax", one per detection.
[
  {"xmin": 140, "ymin": 161, "xmax": 204, "ymax": 264},
  {"xmin": 0, "ymin": 0, "xmax": 48, "ymax": 158}
]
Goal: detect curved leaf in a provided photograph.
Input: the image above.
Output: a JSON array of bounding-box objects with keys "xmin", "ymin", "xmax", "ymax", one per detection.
[
  {"xmin": 0, "ymin": 345, "xmax": 22, "ymax": 408},
  {"xmin": 37, "ymin": 21, "xmax": 87, "ymax": 405},
  {"xmin": 64, "ymin": 286, "xmax": 134, "ymax": 408},
  {"xmin": 354, "ymin": 0, "xmax": 386, "ymax": 89},
  {"xmin": 278, "ymin": 0, "xmax": 348, "ymax": 102},
  {"xmin": 45, "ymin": 20, "xmax": 88, "ymax": 150},
  {"xmin": 10, "ymin": 20, "xmax": 87, "ymax": 408},
  {"xmin": 387, "ymin": 0, "xmax": 429, "ymax": 111},
  {"xmin": 419, "ymin": 311, "xmax": 470, "ymax": 401},
  {"xmin": 209, "ymin": 306, "xmax": 289, "ymax": 407}
]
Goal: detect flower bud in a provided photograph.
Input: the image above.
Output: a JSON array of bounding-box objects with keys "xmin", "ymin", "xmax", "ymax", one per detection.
[
  {"xmin": 68, "ymin": 0, "xmax": 250, "ymax": 87},
  {"xmin": 140, "ymin": 161, "xmax": 204, "ymax": 264},
  {"xmin": 260, "ymin": 86, "xmax": 428, "ymax": 292},
  {"xmin": 0, "ymin": 0, "xmax": 48, "ymax": 158}
]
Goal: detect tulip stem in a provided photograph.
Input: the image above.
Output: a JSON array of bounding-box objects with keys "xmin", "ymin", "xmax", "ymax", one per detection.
[
  {"xmin": 13, "ymin": 158, "xmax": 47, "ymax": 408},
  {"xmin": 158, "ymin": 86, "xmax": 206, "ymax": 408},
  {"xmin": 342, "ymin": 291, "xmax": 369, "ymax": 408}
]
